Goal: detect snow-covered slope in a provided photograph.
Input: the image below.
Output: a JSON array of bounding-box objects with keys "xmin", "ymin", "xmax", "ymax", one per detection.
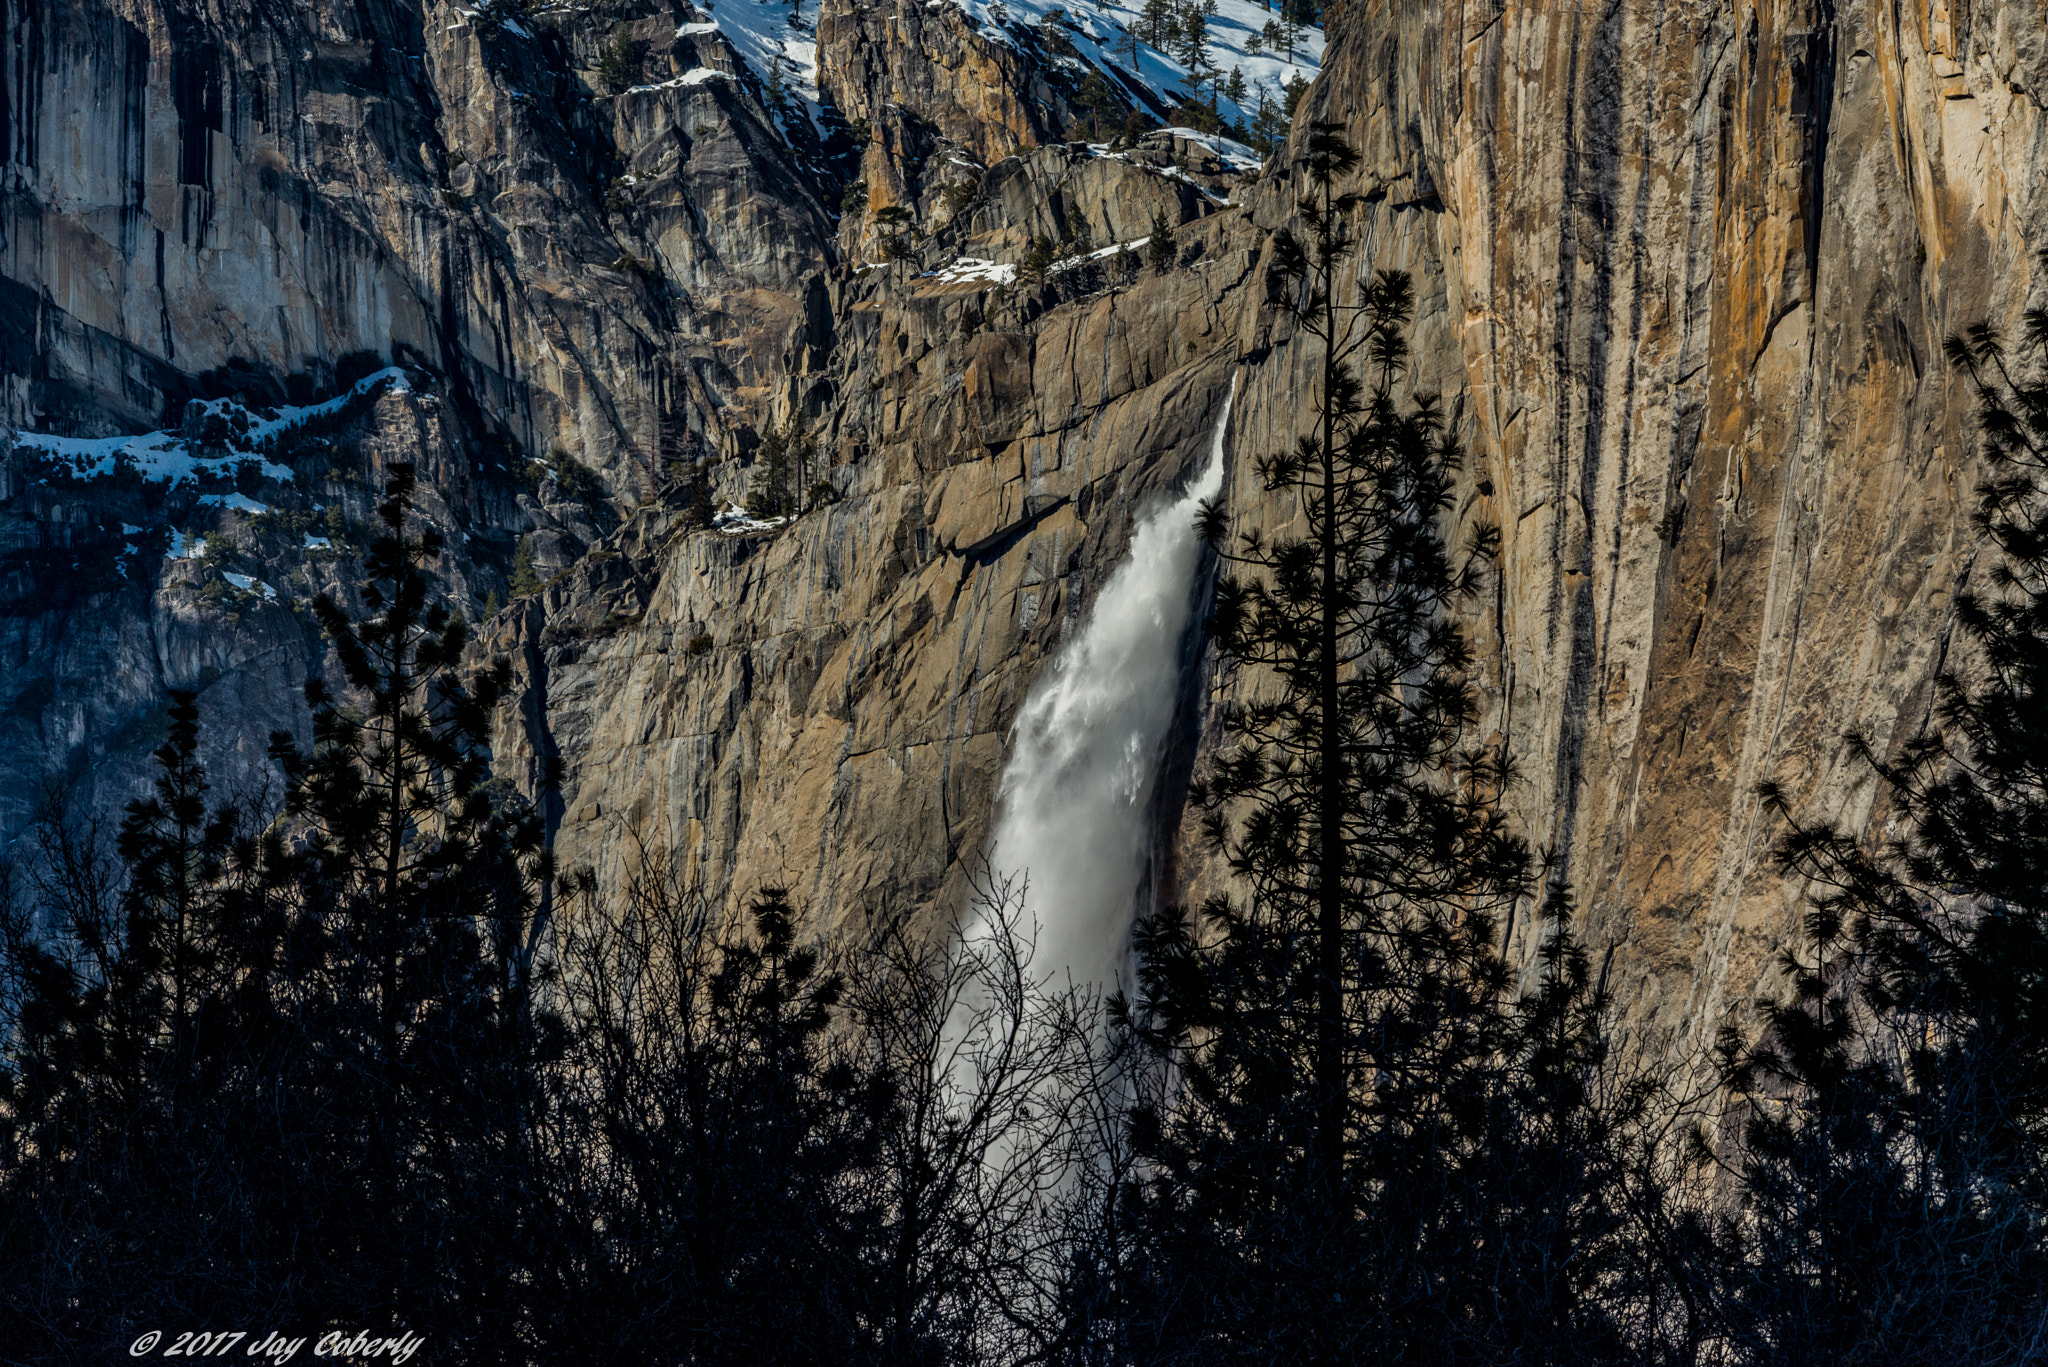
[
  {"xmin": 685, "ymin": 0, "xmax": 1320, "ymax": 146},
  {"xmin": 687, "ymin": 0, "xmax": 830, "ymax": 143},
  {"xmin": 950, "ymin": 0, "xmax": 1323, "ymax": 132},
  {"xmin": 15, "ymin": 369, "xmax": 413, "ymax": 489}
]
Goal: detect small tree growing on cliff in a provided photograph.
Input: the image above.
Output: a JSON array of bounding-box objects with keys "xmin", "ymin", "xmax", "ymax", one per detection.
[
  {"xmin": 598, "ymin": 31, "xmax": 646, "ymax": 95},
  {"xmin": 1146, "ymin": 211, "xmax": 1175, "ymax": 270},
  {"xmin": 872, "ymin": 204, "xmax": 919, "ymax": 264},
  {"xmin": 747, "ymin": 416, "xmax": 819, "ymax": 517}
]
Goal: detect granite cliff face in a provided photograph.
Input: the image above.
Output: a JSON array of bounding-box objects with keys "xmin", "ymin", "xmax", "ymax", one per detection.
[
  {"xmin": 1297, "ymin": 0, "xmax": 2046, "ymax": 1053},
  {"xmin": 3, "ymin": 0, "xmax": 2043, "ymax": 1049},
  {"xmin": 0, "ymin": 0, "xmax": 839, "ymax": 836}
]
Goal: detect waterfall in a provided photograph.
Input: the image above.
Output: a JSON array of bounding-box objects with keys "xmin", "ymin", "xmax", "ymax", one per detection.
[{"xmin": 982, "ymin": 373, "xmax": 1237, "ymax": 998}]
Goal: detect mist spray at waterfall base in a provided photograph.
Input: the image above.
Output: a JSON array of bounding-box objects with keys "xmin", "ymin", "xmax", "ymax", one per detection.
[{"xmin": 978, "ymin": 374, "xmax": 1237, "ymax": 1002}]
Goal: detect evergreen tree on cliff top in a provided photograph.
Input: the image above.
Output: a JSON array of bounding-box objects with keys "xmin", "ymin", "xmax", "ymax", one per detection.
[{"xmin": 1722, "ymin": 275, "xmax": 2048, "ymax": 1364}]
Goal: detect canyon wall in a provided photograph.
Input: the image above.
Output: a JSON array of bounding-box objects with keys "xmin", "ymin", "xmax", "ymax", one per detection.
[
  {"xmin": 3, "ymin": 0, "xmax": 2042, "ymax": 1051},
  {"xmin": 0, "ymin": 0, "xmax": 836, "ymax": 835},
  {"xmin": 1309, "ymin": 0, "xmax": 2046, "ymax": 1051}
]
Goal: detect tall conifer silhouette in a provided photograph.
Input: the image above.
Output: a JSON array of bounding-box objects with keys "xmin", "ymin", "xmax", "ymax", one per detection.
[{"xmin": 1114, "ymin": 123, "xmax": 1532, "ymax": 1359}]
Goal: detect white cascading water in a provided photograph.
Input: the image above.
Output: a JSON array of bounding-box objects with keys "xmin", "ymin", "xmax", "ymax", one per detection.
[{"xmin": 980, "ymin": 373, "xmax": 1237, "ymax": 998}]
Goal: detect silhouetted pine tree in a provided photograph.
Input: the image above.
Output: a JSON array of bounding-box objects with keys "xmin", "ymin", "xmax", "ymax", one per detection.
[
  {"xmin": 1722, "ymin": 289, "xmax": 2048, "ymax": 1365},
  {"xmin": 1108, "ymin": 125, "xmax": 1661, "ymax": 1365},
  {"xmin": 0, "ymin": 695, "xmax": 275, "ymax": 1354},
  {"xmin": 1462, "ymin": 882, "xmax": 1698, "ymax": 1364},
  {"xmin": 0, "ymin": 464, "xmax": 558, "ymax": 1361},
  {"xmin": 538, "ymin": 873, "xmax": 873, "ymax": 1364},
  {"xmin": 264, "ymin": 461, "xmax": 554, "ymax": 1349}
]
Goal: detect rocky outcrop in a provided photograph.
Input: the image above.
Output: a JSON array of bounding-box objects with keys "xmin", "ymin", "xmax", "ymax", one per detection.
[
  {"xmin": 0, "ymin": 0, "xmax": 838, "ymax": 848},
  {"xmin": 483, "ymin": 204, "xmax": 1262, "ymax": 923},
  {"xmin": 957, "ymin": 138, "xmax": 1233, "ymax": 257},
  {"xmin": 0, "ymin": 0, "xmax": 834, "ymax": 472},
  {"xmin": 818, "ymin": 0, "xmax": 1069, "ymax": 230},
  {"xmin": 1290, "ymin": 0, "xmax": 2046, "ymax": 1054}
]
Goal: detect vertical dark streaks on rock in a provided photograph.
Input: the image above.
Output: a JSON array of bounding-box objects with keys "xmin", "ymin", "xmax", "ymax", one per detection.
[
  {"xmin": 171, "ymin": 37, "xmax": 220, "ymax": 190},
  {"xmin": 1585, "ymin": 7, "xmax": 1674, "ymax": 915},
  {"xmin": 1797, "ymin": 0, "xmax": 1837, "ymax": 288},
  {"xmin": 0, "ymin": 0, "xmax": 42, "ymax": 175},
  {"xmin": 1671, "ymin": 21, "xmax": 1731, "ymax": 501},
  {"xmin": 1548, "ymin": 9, "xmax": 1584, "ymax": 659},
  {"xmin": 155, "ymin": 229, "xmax": 171, "ymax": 362},
  {"xmin": 123, "ymin": 20, "xmax": 147, "ymax": 209},
  {"xmin": 1544, "ymin": 0, "xmax": 1625, "ymax": 870}
]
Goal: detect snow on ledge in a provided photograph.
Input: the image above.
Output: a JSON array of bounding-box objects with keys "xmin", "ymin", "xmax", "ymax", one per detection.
[
  {"xmin": 621, "ymin": 67, "xmax": 729, "ymax": 94},
  {"xmin": 18, "ymin": 366, "xmax": 408, "ymax": 490},
  {"xmin": 925, "ymin": 258, "xmax": 1020, "ymax": 287},
  {"xmin": 713, "ymin": 503, "xmax": 790, "ymax": 534},
  {"xmin": 197, "ymin": 493, "xmax": 271, "ymax": 515},
  {"xmin": 1159, "ymin": 127, "xmax": 1264, "ymax": 171},
  {"xmin": 221, "ymin": 572, "xmax": 278, "ymax": 601},
  {"xmin": 1050, "ymin": 237, "xmax": 1150, "ymax": 274}
]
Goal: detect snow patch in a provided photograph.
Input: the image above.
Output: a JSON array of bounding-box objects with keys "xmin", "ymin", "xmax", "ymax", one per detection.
[
  {"xmin": 221, "ymin": 572, "xmax": 278, "ymax": 601},
  {"xmin": 623, "ymin": 67, "xmax": 728, "ymax": 93},
  {"xmin": 926, "ymin": 257, "xmax": 1020, "ymax": 287},
  {"xmin": 16, "ymin": 367, "xmax": 407, "ymax": 491},
  {"xmin": 713, "ymin": 502, "xmax": 790, "ymax": 534},
  {"xmin": 933, "ymin": 0, "xmax": 1323, "ymax": 135},
  {"xmin": 1048, "ymin": 237, "xmax": 1148, "ymax": 274},
  {"xmin": 676, "ymin": 0, "xmax": 827, "ymax": 144},
  {"xmin": 197, "ymin": 493, "xmax": 271, "ymax": 515},
  {"xmin": 1160, "ymin": 126, "xmax": 1263, "ymax": 170}
]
